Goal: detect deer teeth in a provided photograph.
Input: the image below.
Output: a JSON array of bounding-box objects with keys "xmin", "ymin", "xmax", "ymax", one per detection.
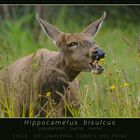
[{"xmin": 92, "ymin": 60, "xmax": 98, "ymax": 65}]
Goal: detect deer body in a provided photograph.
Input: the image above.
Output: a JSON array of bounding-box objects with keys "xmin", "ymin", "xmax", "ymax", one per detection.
[
  {"xmin": 0, "ymin": 49, "xmax": 80, "ymax": 116},
  {"xmin": 0, "ymin": 13, "xmax": 106, "ymax": 117}
]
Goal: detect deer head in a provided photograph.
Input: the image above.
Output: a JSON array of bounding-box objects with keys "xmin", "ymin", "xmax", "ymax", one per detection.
[{"xmin": 36, "ymin": 12, "xmax": 106, "ymax": 74}]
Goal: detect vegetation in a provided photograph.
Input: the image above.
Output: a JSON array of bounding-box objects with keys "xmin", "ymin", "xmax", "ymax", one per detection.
[{"xmin": 0, "ymin": 6, "xmax": 140, "ymax": 117}]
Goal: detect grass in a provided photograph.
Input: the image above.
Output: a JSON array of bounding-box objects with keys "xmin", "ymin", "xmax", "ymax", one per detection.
[{"xmin": 0, "ymin": 10, "xmax": 140, "ymax": 118}]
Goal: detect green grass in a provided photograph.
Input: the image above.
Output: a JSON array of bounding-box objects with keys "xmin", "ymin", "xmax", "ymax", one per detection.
[{"xmin": 0, "ymin": 11, "xmax": 140, "ymax": 118}]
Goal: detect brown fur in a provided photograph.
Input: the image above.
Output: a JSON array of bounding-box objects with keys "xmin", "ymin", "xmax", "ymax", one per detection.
[{"xmin": 0, "ymin": 13, "xmax": 106, "ymax": 117}]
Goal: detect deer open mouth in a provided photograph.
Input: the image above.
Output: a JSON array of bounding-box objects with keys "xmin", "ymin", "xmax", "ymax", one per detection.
[{"xmin": 89, "ymin": 60, "xmax": 104, "ymax": 74}]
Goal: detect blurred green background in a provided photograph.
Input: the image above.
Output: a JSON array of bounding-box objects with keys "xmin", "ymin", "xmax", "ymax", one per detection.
[{"xmin": 1, "ymin": 5, "xmax": 140, "ymax": 117}]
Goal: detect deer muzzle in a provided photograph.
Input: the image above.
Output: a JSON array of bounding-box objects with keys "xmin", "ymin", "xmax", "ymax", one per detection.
[{"xmin": 89, "ymin": 48, "xmax": 106, "ymax": 74}]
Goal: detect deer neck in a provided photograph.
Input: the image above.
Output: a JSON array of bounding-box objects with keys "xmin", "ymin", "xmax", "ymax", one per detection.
[
  {"xmin": 54, "ymin": 53, "xmax": 80, "ymax": 82},
  {"xmin": 40, "ymin": 52, "xmax": 80, "ymax": 102}
]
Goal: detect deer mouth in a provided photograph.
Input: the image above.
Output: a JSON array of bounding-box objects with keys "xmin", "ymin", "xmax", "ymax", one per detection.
[{"xmin": 89, "ymin": 60, "xmax": 104, "ymax": 74}]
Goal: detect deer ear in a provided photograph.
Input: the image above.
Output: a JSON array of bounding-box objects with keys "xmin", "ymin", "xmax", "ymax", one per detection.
[
  {"xmin": 82, "ymin": 12, "xmax": 106, "ymax": 37},
  {"xmin": 36, "ymin": 14, "xmax": 64, "ymax": 42}
]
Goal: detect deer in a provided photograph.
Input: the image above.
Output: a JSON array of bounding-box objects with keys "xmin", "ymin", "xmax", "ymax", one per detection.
[{"xmin": 0, "ymin": 12, "xmax": 106, "ymax": 117}]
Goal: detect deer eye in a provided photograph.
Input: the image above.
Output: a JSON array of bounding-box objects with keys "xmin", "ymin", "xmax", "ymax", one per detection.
[{"xmin": 67, "ymin": 42, "xmax": 78, "ymax": 48}]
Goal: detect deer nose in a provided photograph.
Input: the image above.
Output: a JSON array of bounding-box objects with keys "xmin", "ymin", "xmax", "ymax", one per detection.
[{"xmin": 92, "ymin": 49, "xmax": 105, "ymax": 60}]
